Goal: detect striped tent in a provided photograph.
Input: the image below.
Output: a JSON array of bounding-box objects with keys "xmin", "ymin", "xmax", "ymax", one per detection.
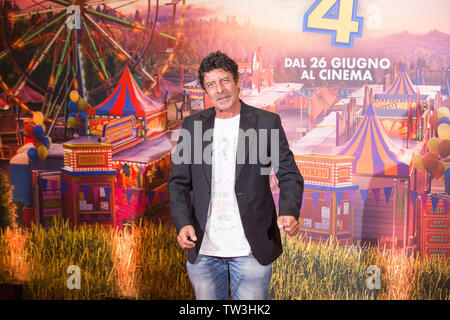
[
  {"xmin": 384, "ymin": 69, "xmax": 416, "ymax": 95},
  {"xmin": 374, "ymin": 68, "xmax": 419, "ymax": 101},
  {"xmin": 89, "ymin": 66, "xmax": 163, "ymax": 117},
  {"xmin": 336, "ymin": 104, "xmax": 409, "ymax": 177}
]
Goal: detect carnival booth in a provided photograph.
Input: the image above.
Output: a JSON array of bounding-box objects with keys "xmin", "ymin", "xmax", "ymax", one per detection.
[
  {"xmin": 61, "ymin": 142, "xmax": 116, "ymax": 227},
  {"xmin": 419, "ymin": 194, "xmax": 449, "ymax": 260},
  {"xmin": 87, "ymin": 66, "xmax": 165, "ymax": 139},
  {"xmin": 295, "ymin": 153, "xmax": 358, "ymax": 245},
  {"xmin": 59, "ymin": 116, "xmax": 174, "ymax": 228},
  {"xmin": 336, "ymin": 104, "xmax": 415, "ymax": 247}
]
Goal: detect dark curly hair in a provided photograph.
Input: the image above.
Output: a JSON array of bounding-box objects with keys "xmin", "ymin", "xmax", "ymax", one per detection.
[{"xmin": 198, "ymin": 51, "xmax": 239, "ymax": 90}]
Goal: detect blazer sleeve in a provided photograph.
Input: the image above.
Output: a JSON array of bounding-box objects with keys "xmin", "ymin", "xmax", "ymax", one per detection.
[
  {"xmin": 168, "ymin": 119, "xmax": 194, "ymax": 233},
  {"xmin": 273, "ymin": 113, "xmax": 304, "ymax": 219}
]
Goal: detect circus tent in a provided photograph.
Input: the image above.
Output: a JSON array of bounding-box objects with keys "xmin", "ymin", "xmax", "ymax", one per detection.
[
  {"xmin": 88, "ymin": 67, "xmax": 166, "ymax": 139},
  {"xmin": 88, "ymin": 66, "xmax": 163, "ymax": 117},
  {"xmin": 374, "ymin": 68, "xmax": 427, "ymax": 102},
  {"xmin": 336, "ymin": 104, "xmax": 412, "ymax": 177}
]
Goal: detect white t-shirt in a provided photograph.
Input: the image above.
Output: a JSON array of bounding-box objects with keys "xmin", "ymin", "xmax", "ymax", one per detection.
[{"xmin": 199, "ymin": 114, "xmax": 251, "ymax": 257}]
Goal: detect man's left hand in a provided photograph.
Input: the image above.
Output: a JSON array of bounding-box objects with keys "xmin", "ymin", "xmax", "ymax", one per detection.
[{"xmin": 277, "ymin": 215, "xmax": 300, "ymax": 237}]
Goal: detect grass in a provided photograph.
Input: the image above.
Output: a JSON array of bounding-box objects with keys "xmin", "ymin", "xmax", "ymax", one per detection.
[
  {"xmin": 0, "ymin": 221, "xmax": 448, "ymax": 300},
  {"xmin": 271, "ymin": 234, "xmax": 449, "ymax": 300},
  {"xmin": 0, "ymin": 218, "xmax": 194, "ymax": 299}
]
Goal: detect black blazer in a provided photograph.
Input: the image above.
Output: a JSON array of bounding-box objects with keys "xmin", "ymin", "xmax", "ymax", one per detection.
[{"xmin": 168, "ymin": 100, "xmax": 304, "ymax": 265}]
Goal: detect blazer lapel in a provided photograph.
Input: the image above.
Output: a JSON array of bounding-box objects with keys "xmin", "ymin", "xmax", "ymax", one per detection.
[
  {"xmin": 200, "ymin": 109, "xmax": 215, "ymax": 188},
  {"xmin": 235, "ymin": 103, "xmax": 257, "ymax": 181}
]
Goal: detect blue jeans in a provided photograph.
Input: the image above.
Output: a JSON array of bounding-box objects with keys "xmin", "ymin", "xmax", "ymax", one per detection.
[{"xmin": 186, "ymin": 253, "xmax": 272, "ymax": 300}]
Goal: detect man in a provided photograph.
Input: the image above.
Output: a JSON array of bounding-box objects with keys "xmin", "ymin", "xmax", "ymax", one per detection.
[{"xmin": 169, "ymin": 51, "xmax": 304, "ymax": 300}]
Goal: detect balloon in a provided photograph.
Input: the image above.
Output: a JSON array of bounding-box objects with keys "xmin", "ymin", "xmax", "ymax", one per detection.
[
  {"xmin": 68, "ymin": 117, "xmax": 78, "ymax": 128},
  {"xmin": 78, "ymin": 110, "xmax": 87, "ymax": 122},
  {"xmin": 70, "ymin": 90, "xmax": 79, "ymax": 103},
  {"xmin": 33, "ymin": 125, "xmax": 44, "ymax": 138},
  {"xmin": 446, "ymin": 167, "xmax": 450, "ymax": 186},
  {"xmin": 68, "ymin": 101, "xmax": 78, "ymax": 113},
  {"xmin": 78, "ymin": 98, "xmax": 87, "ymax": 110},
  {"xmin": 437, "ymin": 107, "xmax": 450, "ymax": 119},
  {"xmin": 438, "ymin": 117, "xmax": 450, "ymax": 126},
  {"xmin": 37, "ymin": 145, "xmax": 48, "ymax": 160},
  {"xmin": 431, "ymin": 161, "xmax": 445, "ymax": 179},
  {"xmin": 412, "ymin": 155, "xmax": 426, "ymax": 172},
  {"xmin": 27, "ymin": 147, "xmax": 39, "ymax": 162},
  {"xmin": 427, "ymin": 137, "xmax": 440, "ymax": 156},
  {"xmin": 437, "ymin": 124, "xmax": 450, "ymax": 140},
  {"xmin": 32, "ymin": 111, "xmax": 44, "ymax": 125},
  {"xmin": 439, "ymin": 139, "xmax": 450, "ymax": 158},
  {"xmin": 25, "ymin": 123, "xmax": 35, "ymax": 137},
  {"xmin": 423, "ymin": 152, "xmax": 439, "ymax": 171},
  {"xmin": 41, "ymin": 136, "xmax": 51, "ymax": 149},
  {"xmin": 429, "ymin": 115, "xmax": 439, "ymax": 130}
]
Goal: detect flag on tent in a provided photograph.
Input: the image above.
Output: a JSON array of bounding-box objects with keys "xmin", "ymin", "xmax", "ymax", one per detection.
[
  {"xmin": 410, "ymin": 191, "xmax": 418, "ymax": 210},
  {"xmin": 384, "ymin": 187, "xmax": 392, "ymax": 204},
  {"xmin": 372, "ymin": 188, "xmax": 381, "ymax": 204},
  {"xmin": 360, "ymin": 189, "xmax": 369, "ymax": 204}
]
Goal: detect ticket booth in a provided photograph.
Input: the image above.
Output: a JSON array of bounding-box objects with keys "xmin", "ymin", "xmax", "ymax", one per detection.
[
  {"xmin": 61, "ymin": 143, "xmax": 116, "ymax": 227},
  {"xmin": 420, "ymin": 194, "xmax": 449, "ymax": 260},
  {"xmin": 295, "ymin": 154, "xmax": 358, "ymax": 245}
]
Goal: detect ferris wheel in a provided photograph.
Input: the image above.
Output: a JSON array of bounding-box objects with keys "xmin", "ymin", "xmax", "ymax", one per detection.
[{"xmin": 0, "ymin": 0, "xmax": 186, "ymax": 119}]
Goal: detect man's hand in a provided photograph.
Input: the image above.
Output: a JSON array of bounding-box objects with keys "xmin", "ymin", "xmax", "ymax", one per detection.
[
  {"xmin": 177, "ymin": 225, "xmax": 197, "ymax": 250},
  {"xmin": 277, "ymin": 215, "xmax": 300, "ymax": 237}
]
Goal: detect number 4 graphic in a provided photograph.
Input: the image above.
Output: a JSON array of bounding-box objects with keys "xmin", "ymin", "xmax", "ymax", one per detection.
[{"xmin": 303, "ymin": 0, "xmax": 363, "ymax": 48}]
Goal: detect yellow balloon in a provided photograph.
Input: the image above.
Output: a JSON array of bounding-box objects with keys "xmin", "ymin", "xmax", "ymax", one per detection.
[
  {"xmin": 32, "ymin": 111, "xmax": 44, "ymax": 125},
  {"xmin": 77, "ymin": 98, "xmax": 87, "ymax": 110},
  {"xmin": 427, "ymin": 137, "xmax": 440, "ymax": 156},
  {"xmin": 412, "ymin": 155, "xmax": 426, "ymax": 172},
  {"xmin": 70, "ymin": 90, "xmax": 80, "ymax": 103},
  {"xmin": 437, "ymin": 107, "xmax": 450, "ymax": 119},
  {"xmin": 37, "ymin": 145, "xmax": 48, "ymax": 160},
  {"xmin": 68, "ymin": 117, "xmax": 77, "ymax": 128},
  {"xmin": 437, "ymin": 124, "xmax": 450, "ymax": 140}
]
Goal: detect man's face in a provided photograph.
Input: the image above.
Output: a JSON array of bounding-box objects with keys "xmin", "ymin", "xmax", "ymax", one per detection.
[{"xmin": 203, "ymin": 68, "xmax": 240, "ymax": 113}]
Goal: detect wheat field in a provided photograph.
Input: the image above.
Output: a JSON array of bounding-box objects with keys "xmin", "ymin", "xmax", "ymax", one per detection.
[{"xmin": 0, "ymin": 219, "xmax": 448, "ymax": 300}]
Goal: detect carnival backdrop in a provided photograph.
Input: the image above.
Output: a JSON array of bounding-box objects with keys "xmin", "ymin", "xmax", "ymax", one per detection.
[{"xmin": 0, "ymin": 0, "xmax": 448, "ymax": 300}]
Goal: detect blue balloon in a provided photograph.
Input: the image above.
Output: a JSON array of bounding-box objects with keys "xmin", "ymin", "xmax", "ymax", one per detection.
[
  {"xmin": 438, "ymin": 117, "xmax": 450, "ymax": 126},
  {"xmin": 41, "ymin": 136, "xmax": 51, "ymax": 149},
  {"xmin": 68, "ymin": 112, "xmax": 77, "ymax": 119},
  {"xmin": 446, "ymin": 167, "xmax": 450, "ymax": 186},
  {"xmin": 68, "ymin": 101, "xmax": 78, "ymax": 113},
  {"xmin": 33, "ymin": 125, "xmax": 44, "ymax": 138},
  {"xmin": 27, "ymin": 147, "xmax": 39, "ymax": 162},
  {"xmin": 78, "ymin": 110, "xmax": 87, "ymax": 122}
]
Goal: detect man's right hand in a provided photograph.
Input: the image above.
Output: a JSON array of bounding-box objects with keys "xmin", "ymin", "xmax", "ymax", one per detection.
[{"xmin": 177, "ymin": 225, "xmax": 197, "ymax": 250}]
